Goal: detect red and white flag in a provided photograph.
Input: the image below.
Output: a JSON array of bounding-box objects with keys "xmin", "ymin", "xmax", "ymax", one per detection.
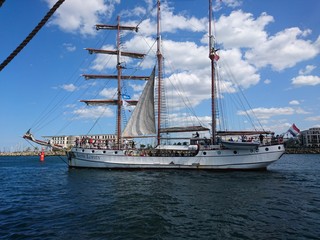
[{"xmin": 288, "ymin": 123, "xmax": 300, "ymax": 137}]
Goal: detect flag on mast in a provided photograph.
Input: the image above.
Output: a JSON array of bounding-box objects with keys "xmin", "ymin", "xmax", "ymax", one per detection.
[{"xmin": 288, "ymin": 123, "xmax": 300, "ymax": 137}]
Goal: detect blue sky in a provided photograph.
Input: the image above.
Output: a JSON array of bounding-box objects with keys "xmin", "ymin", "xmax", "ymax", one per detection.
[{"xmin": 0, "ymin": 0, "xmax": 319, "ymax": 151}]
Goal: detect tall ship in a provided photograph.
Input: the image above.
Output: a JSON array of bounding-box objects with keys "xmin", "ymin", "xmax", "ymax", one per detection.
[{"xmin": 24, "ymin": 0, "xmax": 285, "ymax": 170}]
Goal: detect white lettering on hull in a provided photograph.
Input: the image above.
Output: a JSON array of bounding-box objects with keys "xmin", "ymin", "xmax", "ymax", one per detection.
[{"xmin": 75, "ymin": 152, "xmax": 101, "ymax": 160}]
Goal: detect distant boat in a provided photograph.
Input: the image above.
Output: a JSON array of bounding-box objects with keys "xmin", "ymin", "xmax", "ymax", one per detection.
[{"xmin": 24, "ymin": 0, "xmax": 285, "ymax": 170}]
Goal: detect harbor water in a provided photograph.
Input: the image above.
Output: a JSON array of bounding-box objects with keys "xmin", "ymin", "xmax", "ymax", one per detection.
[{"xmin": 0, "ymin": 154, "xmax": 319, "ymax": 239}]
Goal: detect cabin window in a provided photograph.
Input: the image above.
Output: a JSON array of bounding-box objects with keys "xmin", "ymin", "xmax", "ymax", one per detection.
[
  {"xmin": 92, "ymin": 150, "xmax": 95, "ymax": 153},
  {"xmin": 203, "ymin": 152, "xmax": 207, "ymax": 155},
  {"xmin": 233, "ymin": 150, "xmax": 237, "ymax": 154},
  {"xmin": 114, "ymin": 151, "xmax": 118, "ymax": 154},
  {"xmin": 265, "ymin": 148, "xmax": 269, "ymax": 151},
  {"xmin": 103, "ymin": 150, "xmax": 106, "ymax": 154}
]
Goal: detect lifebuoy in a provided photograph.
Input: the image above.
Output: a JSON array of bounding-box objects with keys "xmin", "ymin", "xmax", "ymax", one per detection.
[{"xmin": 278, "ymin": 137, "xmax": 283, "ymax": 144}]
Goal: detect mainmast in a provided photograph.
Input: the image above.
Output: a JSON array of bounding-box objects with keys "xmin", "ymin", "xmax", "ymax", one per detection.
[
  {"xmin": 116, "ymin": 16, "xmax": 123, "ymax": 150},
  {"xmin": 208, "ymin": 0, "xmax": 217, "ymax": 145},
  {"xmin": 156, "ymin": 0, "xmax": 162, "ymax": 146},
  {"xmin": 82, "ymin": 17, "xmax": 148, "ymax": 150}
]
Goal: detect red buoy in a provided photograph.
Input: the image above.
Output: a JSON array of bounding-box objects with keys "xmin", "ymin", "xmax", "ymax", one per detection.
[{"xmin": 40, "ymin": 149, "xmax": 45, "ymax": 162}]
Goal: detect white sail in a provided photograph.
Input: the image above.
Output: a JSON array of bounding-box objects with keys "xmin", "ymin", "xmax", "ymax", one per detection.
[{"xmin": 122, "ymin": 67, "xmax": 156, "ymax": 137}]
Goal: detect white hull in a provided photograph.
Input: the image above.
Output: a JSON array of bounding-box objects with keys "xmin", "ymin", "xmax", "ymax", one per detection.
[{"xmin": 67, "ymin": 144, "xmax": 285, "ymax": 170}]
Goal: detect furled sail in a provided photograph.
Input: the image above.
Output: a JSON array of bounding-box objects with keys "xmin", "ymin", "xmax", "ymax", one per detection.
[{"xmin": 122, "ymin": 67, "xmax": 156, "ymax": 137}]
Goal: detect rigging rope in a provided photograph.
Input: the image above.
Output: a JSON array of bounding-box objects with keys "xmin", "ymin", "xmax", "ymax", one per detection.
[
  {"xmin": 0, "ymin": 0, "xmax": 65, "ymax": 72},
  {"xmin": 0, "ymin": 0, "xmax": 5, "ymax": 8}
]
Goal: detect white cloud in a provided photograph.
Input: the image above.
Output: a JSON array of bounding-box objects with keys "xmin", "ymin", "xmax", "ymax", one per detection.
[
  {"xmin": 45, "ymin": 0, "xmax": 118, "ymax": 36},
  {"xmin": 306, "ymin": 116, "xmax": 320, "ymax": 121},
  {"xmin": 238, "ymin": 107, "xmax": 297, "ymax": 120},
  {"xmin": 73, "ymin": 106, "xmax": 114, "ymax": 119},
  {"xmin": 214, "ymin": 10, "xmax": 273, "ymax": 49},
  {"xmin": 65, "ymin": 104, "xmax": 77, "ymax": 108},
  {"xmin": 162, "ymin": 40, "xmax": 209, "ymax": 73},
  {"xmin": 161, "ymin": 7, "xmax": 207, "ymax": 33},
  {"xmin": 292, "ymin": 75, "xmax": 320, "ymax": 86},
  {"xmin": 121, "ymin": 6, "xmax": 146, "ymax": 18},
  {"xmin": 166, "ymin": 113, "xmax": 211, "ymax": 128},
  {"xmin": 299, "ymin": 65, "xmax": 316, "ymax": 75},
  {"xmin": 295, "ymin": 107, "xmax": 310, "ymax": 114},
  {"xmin": 264, "ymin": 79, "xmax": 271, "ymax": 84},
  {"xmin": 63, "ymin": 43, "xmax": 76, "ymax": 52},
  {"xmin": 99, "ymin": 88, "xmax": 117, "ymax": 98},
  {"xmin": 245, "ymin": 27, "xmax": 319, "ymax": 71},
  {"xmin": 213, "ymin": 0, "xmax": 242, "ymax": 11},
  {"xmin": 289, "ymin": 100, "xmax": 300, "ymax": 105},
  {"xmin": 136, "ymin": 2, "xmax": 207, "ymax": 36},
  {"xmin": 164, "ymin": 72, "xmax": 210, "ymax": 109},
  {"xmin": 219, "ymin": 48, "xmax": 260, "ymax": 89},
  {"xmin": 90, "ymin": 45, "xmax": 117, "ymax": 71},
  {"xmin": 222, "ymin": 0, "xmax": 242, "ymax": 8},
  {"xmin": 60, "ymin": 83, "xmax": 77, "ymax": 92},
  {"xmin": 129, "ymin": 82, "xmax": 146, "ymax": 92},
  {"xmin": 210, "ymin": 10, "xmax": 320, "ymax": 72}
]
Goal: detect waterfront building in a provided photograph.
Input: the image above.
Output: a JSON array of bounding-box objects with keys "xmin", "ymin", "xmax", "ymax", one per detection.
[
  {"xmin": 42, "ymin": 134, "xmax": 117, "ymax": 149},
  {"xmin": 300, "ymin": 127, "xmax": 320, "ymax": 147}
]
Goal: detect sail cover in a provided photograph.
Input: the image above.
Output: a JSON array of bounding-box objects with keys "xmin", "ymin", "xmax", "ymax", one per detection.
[{"xmin": 122, "ymin": 67, "xmax": 156, "ymax": 137}]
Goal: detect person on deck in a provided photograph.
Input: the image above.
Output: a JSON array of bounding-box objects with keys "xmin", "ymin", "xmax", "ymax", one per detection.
[
  {"xmin": 75, "ymin": 138, "xmax": 79, "ymax": 147},
  {"xmin": 89, "ymin": 137, "xmax": 93, "ymax": 148},
  {"xmin": 259, "ymin": 134, "xmax": 264, "ymax": 145}
]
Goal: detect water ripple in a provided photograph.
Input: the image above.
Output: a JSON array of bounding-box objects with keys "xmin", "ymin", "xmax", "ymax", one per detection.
[{"xmin": 0, "ymin": 155, "xmax": 320, "ymax": 239}]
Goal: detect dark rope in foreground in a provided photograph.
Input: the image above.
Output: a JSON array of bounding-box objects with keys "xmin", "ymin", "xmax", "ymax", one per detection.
[
  {"xmin": 0, "ymin": 0, "xmax": 6, "ymax": 8},
  {"xmin": 0, "ymin": 0, "xmax": 65, "ymax": 72}
]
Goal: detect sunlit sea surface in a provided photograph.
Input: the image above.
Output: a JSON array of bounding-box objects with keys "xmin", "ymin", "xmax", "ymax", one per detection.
[{"xmin": 0, "ymin": 154, "xmax": 319, "ymax": 239}]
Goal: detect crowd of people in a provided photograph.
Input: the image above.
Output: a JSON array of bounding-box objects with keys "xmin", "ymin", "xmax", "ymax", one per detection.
[
  {"xmin": 226, "ymin": 133, "xmax": 283, "ymax": 145},
  {"xmin": 74, "ymin": 137, "xmax": 135, "ymax": 150}
]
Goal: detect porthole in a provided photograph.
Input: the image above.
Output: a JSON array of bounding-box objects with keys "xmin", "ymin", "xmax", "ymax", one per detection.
[
  {"xmin": 92, "ymin": 150, "xmax": 95, "ymax": 153},
  {"xmin": 114, "ymin": 151, "xmax": 118, "ymax": 154},
  {"xmin": 233, "ymin": 150, "xmax": 237, "ymax": 154},
  {"xmin": 203, "ymin": 152, "xmax": 207, "ymax": 155},
  {"xmin": 265, "ymin": 148, "xmax": 269, "ymax": 151},
  {"xmin": 82, "ymin": 149, "xmax": 85, "ymax": 152},
  {"xmin": 278, "ymin": 146, "xmax": 281, "ymax": 150},
  {"xmin": 217, "ymin": 151, "xmax": 221, "ymax": 155},
  {"xmin": 103, "ymin": 150, "xmax": 106, "ymax": 154}
]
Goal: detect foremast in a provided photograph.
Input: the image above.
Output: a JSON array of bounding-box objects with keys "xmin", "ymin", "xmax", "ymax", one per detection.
[
  {"xmin": 208, "ymin": 0, "xmax": 218, "ymax": 145},
  {"xmin": 81, "ymin": 17, "xmax": 148, "ymax": 150},
  {"xmin": 156, "ymin": 0, "xmax": 162, "ymax": 146}
]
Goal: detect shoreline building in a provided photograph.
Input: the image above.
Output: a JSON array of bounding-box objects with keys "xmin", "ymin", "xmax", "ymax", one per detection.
[
  {"xmin": 43, "ymin": 134, "xmax": 117, "ymax": 149},
  {"xmin": 300, "ymin": 127, "xmax": 320, "ymax": 147}
]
